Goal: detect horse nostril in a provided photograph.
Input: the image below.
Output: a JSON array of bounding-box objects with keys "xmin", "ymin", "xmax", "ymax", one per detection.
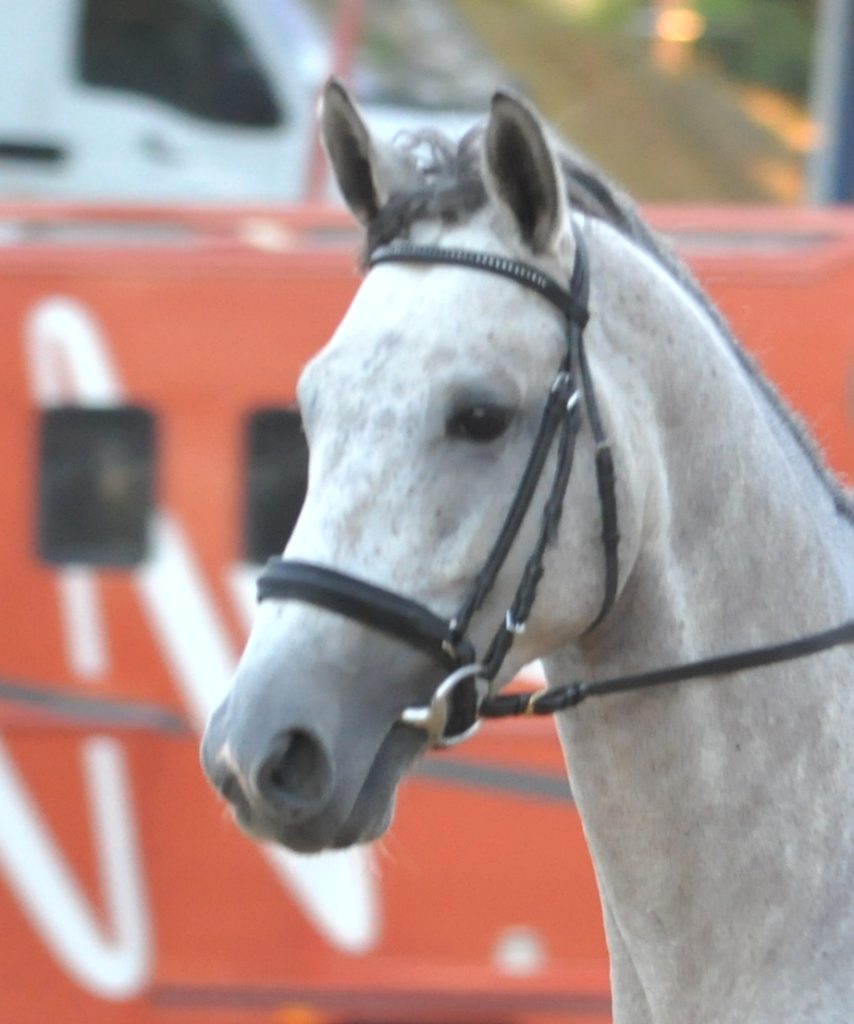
[{"xmin": 254, "ymin": 729, "xmax": 333, "ymax": 815}]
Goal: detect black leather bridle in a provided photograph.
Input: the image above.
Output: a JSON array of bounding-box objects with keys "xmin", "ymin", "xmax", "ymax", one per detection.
[{"xmin": 258, "ymin": 226, "xmax": 854, "ymax": 748}]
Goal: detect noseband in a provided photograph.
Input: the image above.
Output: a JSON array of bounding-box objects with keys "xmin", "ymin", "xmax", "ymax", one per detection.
[{"xmin": 258, "ymin": 226, "xmax": 854, "ymax": 748}]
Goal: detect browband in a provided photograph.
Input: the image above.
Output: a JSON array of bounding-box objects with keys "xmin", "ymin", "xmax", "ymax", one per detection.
[{"xmin": 369, "ymin": 241, "xmax": 590, "ymax": 327}]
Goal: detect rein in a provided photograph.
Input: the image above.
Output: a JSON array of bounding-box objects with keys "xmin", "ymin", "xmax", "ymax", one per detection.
[
  {"xmin": 257, "ymin": 227, "xmax": 854, "ymax": 747},
  {"xmin": 482, "ymin": 618, "xmax": 854, "ymax": 719}
]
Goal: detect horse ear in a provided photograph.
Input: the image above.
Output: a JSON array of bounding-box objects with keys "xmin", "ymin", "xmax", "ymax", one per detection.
[
  {"xmin": 319, "ymin": 78, "xmax": 390, "ymax": 225},
  {"xmin": 482, "ymin": 92, "xmax": 566, "ymax": 254}
]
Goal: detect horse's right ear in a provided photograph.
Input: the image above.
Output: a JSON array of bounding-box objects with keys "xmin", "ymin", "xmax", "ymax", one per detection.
[
  {"xmin": 482, "ymin": 91, "xmax": 566, "ymax": 254},
  {"xmin": 319, "ymin": 78, "xmax": 388, "ymax": 225}
]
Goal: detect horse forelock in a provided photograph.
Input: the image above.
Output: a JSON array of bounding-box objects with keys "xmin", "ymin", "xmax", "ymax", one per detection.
[
  {"xmin": 363, "ymin": 123, "xmax": 653, "ymax": 256},
  {"xmin": 363, "ymin": 126, "xmax": 486, "ymax": 257}
]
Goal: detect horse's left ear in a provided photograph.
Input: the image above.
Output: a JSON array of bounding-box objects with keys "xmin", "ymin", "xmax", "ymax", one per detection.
[{"xmin": 482, "ymin": 92, "xmax": 567, "ymax": 254}]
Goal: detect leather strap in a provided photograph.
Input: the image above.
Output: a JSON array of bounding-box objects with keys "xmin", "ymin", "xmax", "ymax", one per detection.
[
  {"xmin": 449, "ymin": 368, "xmax": 579, "ymax": 646},
  {"xmin": 481, "ymin": 618, "xmax": 854, "ymax": 717},
  {"xmin": 577, "ymin": 325, "xmax": 620, "ymax": 632},
  {"xmin": 258, "ymin": 559, "xmax": 474, "ymax": 667},
  {"xmin": 369, "ymin": 242, "xmax": 590, "ymax": 327},
  {"xmin": 371, "ymin": 228, "xmax": 611, "ymax": 655}
]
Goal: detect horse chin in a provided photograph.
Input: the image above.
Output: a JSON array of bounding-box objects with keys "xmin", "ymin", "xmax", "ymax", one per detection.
[
  {"xmin": 235, "ymin": 721, "xmax": 426, "ymax": 854},
  {"xmin": 332, "ymin": 721, "xmax": 426, "ymax": 847}
]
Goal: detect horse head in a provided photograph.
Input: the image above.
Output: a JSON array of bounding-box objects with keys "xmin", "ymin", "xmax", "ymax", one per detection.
[{"xmin": 200, "ymin": 81, "xmax": 640, "ymax": 852}]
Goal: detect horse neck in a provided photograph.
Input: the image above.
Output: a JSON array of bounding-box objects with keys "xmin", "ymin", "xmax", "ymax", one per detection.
[{"xmin": 547, "ymin": 222, "xmax": 854, "ymax": 1021}]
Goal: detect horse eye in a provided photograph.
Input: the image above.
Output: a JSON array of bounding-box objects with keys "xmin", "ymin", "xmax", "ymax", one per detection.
[{"xmin": 446, "ymin": 403, "xmax": 514, "ymax": 443}]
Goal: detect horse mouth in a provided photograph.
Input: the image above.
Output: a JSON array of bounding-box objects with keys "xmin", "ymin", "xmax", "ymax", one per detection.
[{"xmin": 332, "ymin": 721, "xmax": 426, "ymax": 847}]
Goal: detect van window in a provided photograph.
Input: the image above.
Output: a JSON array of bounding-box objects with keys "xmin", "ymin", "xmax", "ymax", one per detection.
[
  {"xmin": 38, "ymin": 406, "xmax": 156, "ymax": 566},
  {"xmin": 79, "ymin": 0, "xmax": 284, "ymax": 127},
  {"xmin": 245, "ymin": 409, "xmax": 307, "ymax": 563}
]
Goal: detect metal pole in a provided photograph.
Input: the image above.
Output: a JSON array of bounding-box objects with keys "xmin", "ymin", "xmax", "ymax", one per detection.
[{"xmin": 809, "ymin": 0, "xmax": 854, "ymax": 203}]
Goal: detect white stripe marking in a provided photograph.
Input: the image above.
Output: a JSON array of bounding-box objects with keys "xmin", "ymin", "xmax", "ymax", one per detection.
[
  {"xmin": 58, "ymin": 569, "xmax": 109, "ymax": 680},
  {"xmin": 0, "ymin": 737, "xmax": 151, "ymax": 999}
]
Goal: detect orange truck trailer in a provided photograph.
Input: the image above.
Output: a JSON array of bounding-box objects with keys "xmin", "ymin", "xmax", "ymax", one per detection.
[{"xmin": 0, "ymin": 203, "xmax": 852, "ymax": 1024}]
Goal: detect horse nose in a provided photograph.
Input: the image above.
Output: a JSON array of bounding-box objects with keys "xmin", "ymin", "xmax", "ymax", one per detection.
[
  {"xmin": 252, "ymin": 729, "xmax": 333, "ymax": 818},
  {"xmin": 202, "ymin": 699, "xmax": 334, "ymax": 824}
]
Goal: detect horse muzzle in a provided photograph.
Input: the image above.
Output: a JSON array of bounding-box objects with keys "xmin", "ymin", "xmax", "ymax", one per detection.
[{"xmin": 201, "ymin": 698, "xmax": 336, "ymax": 839}]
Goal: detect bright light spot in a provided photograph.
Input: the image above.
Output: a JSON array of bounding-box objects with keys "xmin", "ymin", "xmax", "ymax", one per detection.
[
  {"xmin": 239, "ymin": 217, "xmax": 296, "ymax": 252},
  {"xmin": 751, "ymin": 158, "xmax": 804, "ymax": 203},
  {"xmin": 656, "ymin": 7, "xmax": 707, "ymax": 44},
  {"xmin": 740, "ymin": 86, "xmax": 822, "ymax": 154},
  {"xmin": 494, "ymin": 925, "xmax": 549, "ymax": 976},
  {"xmin": 274, "ymin": 1006, "xmax": 329, "ymax": 1024}
]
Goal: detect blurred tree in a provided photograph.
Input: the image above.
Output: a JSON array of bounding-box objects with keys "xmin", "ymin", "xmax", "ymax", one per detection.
[
  {"xmin": 695, "ymin": 0, "xmax": 817, "ymax": 98},
  {"xmin": 454, "ymin": 0, "xmax": 811, "ymax": 201},
  {"xmin": 518, "ymin": 0, "xmax": 817, "ymax": 98}
]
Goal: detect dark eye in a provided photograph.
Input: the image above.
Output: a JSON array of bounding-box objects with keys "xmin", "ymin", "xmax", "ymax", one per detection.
[{"xmin": 446, "ymin": 403, "xmax": 514, "ymax": 443}]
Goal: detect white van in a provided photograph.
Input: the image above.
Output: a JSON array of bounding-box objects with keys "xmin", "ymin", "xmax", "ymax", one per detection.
[{"xmin": 0, "ymin": 0, "xmax": 489, "ymax": 203}]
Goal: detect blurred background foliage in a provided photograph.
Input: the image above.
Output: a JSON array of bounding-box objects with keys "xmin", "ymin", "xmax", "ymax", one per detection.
[
  {"xmin": 579, "ymin": 0, "xmax": 815, "ymax": 97},
  {"xmin": 268, "ymin": 0, "xmax": 824, "ymax": 203},
  {"xmin": 442, "ymin": 0, "xmax": 818, "ymax": 200},
  {"xmin": 695, "ymin": 0, "xmax": 816, "ymax": 98}
]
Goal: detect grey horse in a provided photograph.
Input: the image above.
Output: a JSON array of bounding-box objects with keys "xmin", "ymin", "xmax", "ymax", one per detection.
[{"xmin": 203, "ymin": 82, "xmax": 854, "ymax": 1022}]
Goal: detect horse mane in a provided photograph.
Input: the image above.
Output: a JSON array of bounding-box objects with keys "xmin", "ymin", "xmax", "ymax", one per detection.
[{"xmin": 364, "ymin": 125, "xmax": 854, "ymax": 524}]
